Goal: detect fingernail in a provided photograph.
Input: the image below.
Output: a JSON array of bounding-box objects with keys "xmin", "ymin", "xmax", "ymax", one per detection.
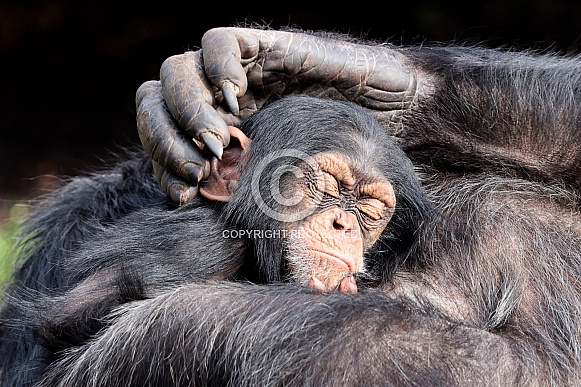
[
  {"xmin": 200, "ymin": 132, "xmax": 224, "ymax": 160},
  {"xmin": 180, "ymin": 186, "xmax": 199, "ymax": 205},
  {"xmin": 169, "ymin": 184, "xmax": 185, "ymax": 204},
  {"xmin": 221, "ymin": 81, "xmax": 240, "ymax": 115}
]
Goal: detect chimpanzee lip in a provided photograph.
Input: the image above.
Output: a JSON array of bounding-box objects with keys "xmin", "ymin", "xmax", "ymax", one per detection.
[{"xmin": 306, "ymin": 249, "xmax": 355, "ymax": 271}]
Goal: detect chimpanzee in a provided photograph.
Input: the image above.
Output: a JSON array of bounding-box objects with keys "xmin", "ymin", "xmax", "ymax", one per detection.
[
  {"xmin": 131, "ymin": 27, "xmax": 581, "ymax": 385},
  {"xmin": 0, "ymin": 95, "xmax": 430, "ymax": 386},
  {"xmin": 1, "ymin": 25, "xmax": 581, "ymax": 386}
]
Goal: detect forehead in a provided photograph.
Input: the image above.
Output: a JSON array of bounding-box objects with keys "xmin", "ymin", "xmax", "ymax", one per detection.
[{"xmin": 305, "ymin": 151, "xmax": 388, "ymax": 184}]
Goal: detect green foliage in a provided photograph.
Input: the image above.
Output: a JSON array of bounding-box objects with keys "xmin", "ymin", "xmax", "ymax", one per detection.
[{"xmin": 0, "ymin": 203, "xmax": 28, "ymax": 289}]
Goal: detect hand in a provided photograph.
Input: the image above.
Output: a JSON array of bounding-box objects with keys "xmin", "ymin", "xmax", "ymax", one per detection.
[{"xmin": 137, "ymin": 27, "xmax": 418, "ymax": 203}]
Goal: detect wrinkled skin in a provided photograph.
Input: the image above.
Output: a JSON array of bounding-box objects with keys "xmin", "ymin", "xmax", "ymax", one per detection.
[
  {"xmin": 132, "ymin": 26, "xmax": 581, "ymax": 385},
  {"xmin": 281, "ymin": 150, "xmax": 397, "ymax": 293},
  {"xmin": 137, "ymin": 27, "xmax": 417, "ymax": 203},
  {"xmin": 0, "ymin": 95, "xmax": 431, "ymax": 386},
  {"xmin": 2, "ymin": 26, "xmax": 581, "ymax": 386}
]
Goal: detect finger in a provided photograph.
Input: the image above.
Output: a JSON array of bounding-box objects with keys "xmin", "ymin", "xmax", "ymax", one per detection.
[
  {"xmin": 152, "ymin": 160, "xmax": 198, "ymax": 204},
  {"xmin": 136, "ymin": 81, "xmax": 210, "ymax": 185},
  {"xmin": 201, "ymin": 28, "xmax": 261, "ymax": 112},
  {"xmin": 159, "ymin": 51, "xmax": 231, "ymax": 158}
]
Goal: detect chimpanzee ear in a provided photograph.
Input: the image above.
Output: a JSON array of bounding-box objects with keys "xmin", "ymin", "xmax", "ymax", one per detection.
[{"xmin": 199, "ymin": 126, "xmax": 251, "ymax": 202}]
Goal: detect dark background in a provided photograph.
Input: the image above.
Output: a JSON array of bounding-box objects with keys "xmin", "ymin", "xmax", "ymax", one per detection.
[{"xmin": 1, "ymin": 0, "xmax": 580, "ymax": 215}]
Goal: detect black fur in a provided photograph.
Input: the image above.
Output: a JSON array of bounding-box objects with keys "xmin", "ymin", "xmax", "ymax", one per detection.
[
  {"xmin": 1, "ymin": 96, "xmax": 429, "ymax": 386},
  {"xmin": 2, "ymin": 36, "xmax": 581, "ymax": 386}
]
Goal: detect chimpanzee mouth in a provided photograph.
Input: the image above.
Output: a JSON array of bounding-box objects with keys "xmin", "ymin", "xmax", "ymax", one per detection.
[{"xmin": 305, "ymin": 249, "xmax": 358, "ymax": 272}]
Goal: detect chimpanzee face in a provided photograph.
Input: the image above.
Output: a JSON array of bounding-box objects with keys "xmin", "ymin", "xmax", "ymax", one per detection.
[
  {"xmin": 199, "ymin": 96, "xmax": 417, "ymax": 293},
  {"xmin": 279, "ymin": 151, "xmax": 396, "ymax": 293}
]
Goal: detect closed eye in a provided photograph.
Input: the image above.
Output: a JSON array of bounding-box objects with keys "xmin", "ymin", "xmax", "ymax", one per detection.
[
  {"xmin": 319, "ymin": 172, "xmax": 340, "ymax": 199},
  {"xmin": 356, "ymin": 198, "xmax": 387, "ymax": 221}
]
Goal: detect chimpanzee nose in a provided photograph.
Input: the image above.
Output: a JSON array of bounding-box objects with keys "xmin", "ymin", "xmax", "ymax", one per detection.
[{"xmin": 330, "ymin": 209, "xmax": 356, "ymax": 231}]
